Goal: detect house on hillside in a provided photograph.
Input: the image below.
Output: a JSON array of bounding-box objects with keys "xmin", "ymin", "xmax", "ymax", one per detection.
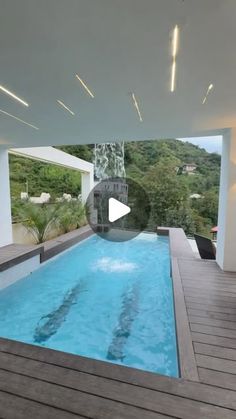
[{"xmin": 182, "ymin": 163, "xmax": 197, "ymax": 174}]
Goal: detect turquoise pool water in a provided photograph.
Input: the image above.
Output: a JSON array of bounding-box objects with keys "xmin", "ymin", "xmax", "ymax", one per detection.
[{"xmin": 0, "ymin": 233, "xmax": 179, "ymax": 377}]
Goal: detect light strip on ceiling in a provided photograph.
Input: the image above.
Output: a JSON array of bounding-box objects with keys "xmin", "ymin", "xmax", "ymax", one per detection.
[
  {"xmin": 57, "ymin": 100, "xmax": 75, "ymax": 115},
  {"xmin": 0, "ymin": 109, "xmax": 39, "ymax": 130},
  {"xmin": 75, "ymin": 74, "xmax": 94, "ymax": 98},
  {"xmin": 171, "ymin": 61, "xmax": 176, "ymax": 93},
  {"xmin": 0, "ymin": 85, "xmax": 29, "ymax": 107},
  {"xmin": 131, "ymin": 93, "xmax": 143, "ymax": 122},
  {"xmin": 172, "ymin": 25, "xmax": 179, "ymax": 58},
  {"xmin": 202, "ymin": 83, "xmax": 214, "ymax": 104},
  {"xmin": 170, "ymin": 25, "xmax": 179, "ymax": 92}
]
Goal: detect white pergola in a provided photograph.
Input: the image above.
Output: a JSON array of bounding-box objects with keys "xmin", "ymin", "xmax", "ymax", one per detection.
[
  {"xmin": 0, "ymin": 146, "xmax": 94, "ymax": 247},
  {"xmin": 1, "ymin": 1, "xmax": 236, "ymax": 270}
]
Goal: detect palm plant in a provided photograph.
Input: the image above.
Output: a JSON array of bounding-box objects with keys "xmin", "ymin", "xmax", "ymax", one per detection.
[
  {"xmin": 19, "ymin": 202, "xmax": 59, "ymax": 243},
  {"xmin": 57, "ymin": 201, "xmax": 85, "ymax": 233}
]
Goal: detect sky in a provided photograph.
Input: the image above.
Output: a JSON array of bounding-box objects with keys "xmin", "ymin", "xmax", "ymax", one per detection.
[{"xmin": 179, "ymin": 136, "xmax": 222, "ymax": 154}]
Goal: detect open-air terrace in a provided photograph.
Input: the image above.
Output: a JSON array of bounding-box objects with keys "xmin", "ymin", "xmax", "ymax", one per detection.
[{"xmin": 1, "ymin": 1, "xmax": 236, "ymax": 418}]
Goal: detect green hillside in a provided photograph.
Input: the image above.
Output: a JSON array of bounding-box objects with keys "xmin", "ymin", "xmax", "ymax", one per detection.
[{"xmin": 10, "ymin": 139, "xmax": 221, "ymax": 236}]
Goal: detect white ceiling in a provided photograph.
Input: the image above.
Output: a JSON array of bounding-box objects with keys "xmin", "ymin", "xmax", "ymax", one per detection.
[{"xmin": 0, "ymin": 0, "xmax": 236, "ymax": 148}]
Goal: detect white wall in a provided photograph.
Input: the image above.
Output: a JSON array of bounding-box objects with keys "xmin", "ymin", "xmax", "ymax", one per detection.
[
  {"xmin": 0, "ymin": 148, "xmax": 12, "ymax": 246},
  {"xmin": 216, "ymin": 128, "xmax": 236, "ymax": 271},
  {"xmin": 0, "ymin": 255, "xmax": 40, "ymax": 290}
]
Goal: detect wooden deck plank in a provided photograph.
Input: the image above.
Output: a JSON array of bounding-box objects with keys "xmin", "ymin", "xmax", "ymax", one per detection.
[
  {"xmin": 0, "ymin": 351, "xmax": 181, "ymax": 418},
  {"xmin": 184, "ymin": 287, "xmax": 236, "ymax": 304},
  {"xmin": 196, "ymin": 354, "xmax": 236, "ymax": 374},
  {"xmin": 186, "ymin": 301, "xmax": 236, "ymax": 315},
  {"xmin": 182, "ymin": 279, "xmax": 236, "ymax": 288},
  {"xmin": 194, "ymin": 342, "xmax": 236, "ymax": 361},
  {"xmin": 1, "ymin": 339, "xmax": 236, "ymax": 412},
  {"xmin": 191, "ymin": 332, "xmax": 236, "ymax": 349},
  {"xmin": 190, "ymin": 323, "xmax": 236, "ymax": 339},
  {"xmin": 186, "ymin": 295, "xmax": 236, "ymax": 308},
  {"xmin": 0, "ymin": 368, "xmax": 174, "ymax": 419},
  {"xmin": 0, "ymin": 352, "xmax": 235, "ymax": 419},
  {"xmin": 189, "ymin": 316, "xmax": 236, "ymax": 330},
  {"xmin": 198, "ymin": 368, "xmax": 236, "ymax": 391},
  {"xmin": 187, "ymin": 308, "xmax": 236, "ymax": 322},
  {"xmin": 0, "ymin": 390, "xmax": 84, "ymax": 419}
]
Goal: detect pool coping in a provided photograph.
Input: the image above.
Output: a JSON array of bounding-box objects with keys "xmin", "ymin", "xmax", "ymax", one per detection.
[
  {"xmin": 0, "ymin": 226, "xmax": 94, "ymax": 275},
  {"xmin": 0, "ymin": 244, "xmax": 43, "ymax": 273},
  {"xmin": 41, "ymin": 225, "xmax": 94, "ymax": 262},
  {"xmin": 157, "ymin": 227, "xmax": 199, "ymax": 382}
]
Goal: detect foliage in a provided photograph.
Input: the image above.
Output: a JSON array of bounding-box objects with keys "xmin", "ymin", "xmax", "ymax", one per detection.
[
  {"xmin": 56, "ymin": 201, "xmax": 86, "ymax": 233},
  {"xmin": 191, "ymin": 189, "xmax": 219, "ymax": 225},
  {"xmin": 18, "ymin": 202, "xmax": 59, "ymax": 244},
  {"xmin": 142, "ymin": 157, "xmax": 188, "ymax": 228},
  {"xmin": 165, "ymin": 207, "xmax": 196, "ymax": 236},
  {"xmin": 125, "ymin": 139, "xmax": 221, "ymax": 194},
  {"xmin": 57, "ymin": 145, "xmax": 93, "ymax": 162},
  {"xmin": 124, "ymin": 139, "xmax": 221, "ymax": 235},
  {"xmin": 16, "ymin": 201, "xmax": 86, "ymax": 243},
  {"xmin": 9, "ymin": 155, "xmax": 82, "ymax": 199}
]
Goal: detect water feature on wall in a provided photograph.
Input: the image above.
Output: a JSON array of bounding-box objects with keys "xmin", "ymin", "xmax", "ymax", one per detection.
[{"xmin": 94, "ymin": 142, "xmax": 126, "ymax": 180}]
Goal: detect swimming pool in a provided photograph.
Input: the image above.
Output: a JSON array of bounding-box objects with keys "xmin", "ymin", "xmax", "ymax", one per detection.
[{"xmin": 0, "ymin": 233, "xmax": 179, "ymax": 377}]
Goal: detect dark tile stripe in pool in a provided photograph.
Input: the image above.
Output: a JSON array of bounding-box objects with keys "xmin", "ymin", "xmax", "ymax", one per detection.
[
  {"xmin": 106, "ymin": 282, "xmax": 139, "ymax": 362},
  {"xmin": 34, "ymin": 281, "xmax": 87, "ymax": 344}
]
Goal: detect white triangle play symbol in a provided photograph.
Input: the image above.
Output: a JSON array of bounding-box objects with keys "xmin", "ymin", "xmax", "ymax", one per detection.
[{"xmin": 108, "ymin": 198, "xmax": 131, "ymax": 222}]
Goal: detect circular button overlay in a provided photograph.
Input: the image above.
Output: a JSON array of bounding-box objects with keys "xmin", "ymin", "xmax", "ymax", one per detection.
[{"xmin": 86, "ymin": 177, "xmax": 151, "ymax": 242}]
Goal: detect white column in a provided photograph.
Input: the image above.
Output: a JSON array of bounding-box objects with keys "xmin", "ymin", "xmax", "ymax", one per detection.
[
  {"xmin": 81, "ymin": 168, "xmax": 94, "ymax": 204},
  {"xmin": 216, "ymin": 128, "xmax": 236, "ymax": 271},
  {"xmin": 0, "ymin": 148, "xmax": 13, "ymax": 247}
]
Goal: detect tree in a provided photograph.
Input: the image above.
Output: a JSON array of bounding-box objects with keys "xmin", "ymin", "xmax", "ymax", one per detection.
[
  {"xmin": 165, "ymin": 206, "xmax": 196, "ymax": 236},
  {"xmin": 142, "ymin": 157, "xmax": 189, "ymax": 229},
  {"xmin": 191, "ymin": 189, "xmax": 219, "ymax": 225}
]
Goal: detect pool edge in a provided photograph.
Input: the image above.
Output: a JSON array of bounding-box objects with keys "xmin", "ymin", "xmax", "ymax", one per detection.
[{"xmin": 157, "ymin": 227, "xmax": 200, "ymax": 382}]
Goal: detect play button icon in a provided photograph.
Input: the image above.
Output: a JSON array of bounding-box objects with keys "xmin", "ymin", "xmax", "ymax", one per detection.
[
  {"xmin": 86, "ymin": 177, "xmax": 150, "ymax": 242},
  {"xmin": 108, "ymin": 198, "xmax": 131, "ymax": 222}
]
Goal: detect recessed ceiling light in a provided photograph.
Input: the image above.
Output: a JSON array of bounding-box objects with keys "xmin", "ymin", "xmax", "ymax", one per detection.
[
  {"xmin": 57, "ymin": 100, "xmax": 75, "ymax": 115},
  {"xmin": 131, "ymin": 93, "xmax": 143, "ymax": 122},
  {"xmin": 75, "ymin": 74, "xmax": 94, "ymax": 98},
  {"xmin": 0, "ymin": 109, "xmax": 38, "ymax": 130},
  {"xmin": 172, "ymin": 25, "xmax": 179, "ymax": 59},
  {"xmin": 202, "ymin": 83, "xmax": 214, "ymax": 104},
  {"xmin": 170, "ymin": 25, "xmax": 179, "ymax": 92},
  {"xmin": 0, "ymin": 85, "xmax": 29, "ymax": 107},
  {"xmin": 171, "ymin": 61, "xmax": 176, "ymax": 93}
]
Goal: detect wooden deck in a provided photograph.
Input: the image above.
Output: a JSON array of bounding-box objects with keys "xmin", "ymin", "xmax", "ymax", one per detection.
[
  {"xmin": 179, "ymin": 257, "xmax": 236, "ymax": 392},
  {"xmin": 0, "ymin": 334, "xmax": 236, "ymax": 419},
  {"xmin": 0, "ymin": 229, "xmax": 236, "ymax": 417}
]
